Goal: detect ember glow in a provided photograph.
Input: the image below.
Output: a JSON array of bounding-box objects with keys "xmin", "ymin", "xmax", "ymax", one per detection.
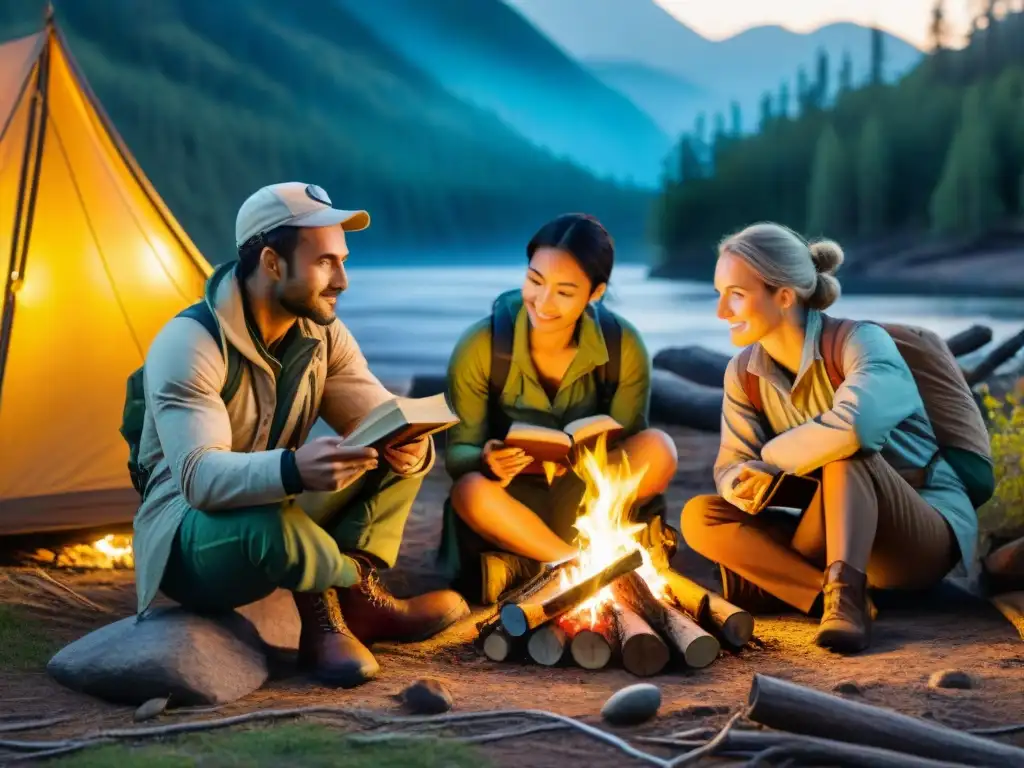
[
  {"xmin": 559, "ymin": 435, "xmax": 668, "ymax": 626},
  {"xmin": 28, "ymin": 534, "xmax": 134, "ymax": 569}
]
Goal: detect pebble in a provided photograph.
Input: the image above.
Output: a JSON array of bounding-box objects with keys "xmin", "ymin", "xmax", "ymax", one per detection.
[
  {"xmin": 832, "ymin": 680, "xmax": 863, "ymax": 695},
  {"xmin": 600, "ymin": 683, "xmax": 662, "ymax": 726},
  {"xmin": 133, "ymin": 696, "xmax": 169, "ymax": 722},
  {"xmin": 400, "ymin": 678, "xmax": 453, "ymax": 714},
  {"xmin": 928, "ymin": 669, "xmax": 974, "ymax": 690}
]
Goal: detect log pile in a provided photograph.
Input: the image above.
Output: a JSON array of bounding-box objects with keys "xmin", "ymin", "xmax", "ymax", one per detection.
[{"xmin": 475, "ymin": 551, "xmax": 753, "ymax": 675}]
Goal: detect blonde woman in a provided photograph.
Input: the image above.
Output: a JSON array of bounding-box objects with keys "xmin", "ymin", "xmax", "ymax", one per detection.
[{"xmin": 682, "ymin": 222, "xmax": 976, "ymax": 653}]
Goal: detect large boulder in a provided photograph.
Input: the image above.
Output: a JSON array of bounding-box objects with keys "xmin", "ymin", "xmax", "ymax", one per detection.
[{"xmin": 47, "ymin": 589, "xmax": 302, "ymax": 706}]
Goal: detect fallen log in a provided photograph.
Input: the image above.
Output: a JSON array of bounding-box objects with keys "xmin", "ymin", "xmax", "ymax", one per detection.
[
  {"xmin": 966, "ymin": 326, "xmax": 1024, "ymax": 386},
  {"xmin": 747, "ymin": 673, "xmax": 1024, "ymax": 766},
  {"xmin": 612, "ymin": 572, "xmax": 720, "ymax": 668},
  {"xmin": 652, "ymin": 345, "xmax": 730, "ymax": 388},
  {"xmin": 563, "ymin": 608, "xmax": 618, "ymax": 670},
  {"xmin": 722, "ymin": 730, "xmax": 975, "ymax": 768},
  {"xmin": 527, "ymin": 624, "xmax": 569, "ymax": 666},
  {"xmin": 661, "ymin": 569, "xmax": 753, "ymax": 649},
  {"xmin": 500, "ymin": 549, "xmax": 643, "ymax": 637},
  {"xmin": 610, "ymin": 602, "xmax": 669, "ymax": 677},
  {"xmin": 649, "ymin": 369, "xmax": 723, "ymax": 432},
  {"xmin": 945, "ymin": 324, "xmax": 993, "ymax": 357}
]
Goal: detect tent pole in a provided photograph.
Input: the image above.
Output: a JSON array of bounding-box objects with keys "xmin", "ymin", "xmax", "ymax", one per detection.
[{"xmin": 0, "ymin": 26, "xmax": 51, "ymax": 405}]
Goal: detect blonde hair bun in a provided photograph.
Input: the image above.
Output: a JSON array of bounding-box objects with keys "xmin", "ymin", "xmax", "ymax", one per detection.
[{"xmin": 808, "ymin": 239, "xmax": 844, "ymax": 275}]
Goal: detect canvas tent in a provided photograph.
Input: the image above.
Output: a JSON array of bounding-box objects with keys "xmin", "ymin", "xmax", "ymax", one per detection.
[{"xmin": 0, "ymin": 15, "xmax": 212, "ymax": 535}]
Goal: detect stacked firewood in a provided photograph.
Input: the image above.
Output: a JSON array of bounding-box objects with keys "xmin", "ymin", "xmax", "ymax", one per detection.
[{"xmin": 475, "ymin": 549, "xmax": 753, "ymax": 674}]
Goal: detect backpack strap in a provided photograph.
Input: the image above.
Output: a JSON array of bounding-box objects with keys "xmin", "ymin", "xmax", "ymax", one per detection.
[
  {"xmin": 177, "ymin": 301, "xmax": 243, "ymax": 402},
  {"xmin": 818, "ymin": 314, "xmax": 860, "ymax": 392},
  {"xmin": 736, "ymin": 346, "xmax": 763, "ymax": 412},
  {"xmin": 590, "ymin": 301, "xmax": 621, "ymax": 413},
  {"xmin": 487, "ymin": 290, "xmax": 519, "ymax": 437}
]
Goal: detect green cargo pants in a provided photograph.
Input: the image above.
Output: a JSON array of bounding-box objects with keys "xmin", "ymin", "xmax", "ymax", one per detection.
[{"xmin": 159, "ymin": 465, "xmax": 423, "ymax": 613}]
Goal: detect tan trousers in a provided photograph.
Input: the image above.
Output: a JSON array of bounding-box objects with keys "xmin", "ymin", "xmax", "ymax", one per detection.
[{"xmin": 682, "ymin": 454, "xmax": 959, "ymax": 613}]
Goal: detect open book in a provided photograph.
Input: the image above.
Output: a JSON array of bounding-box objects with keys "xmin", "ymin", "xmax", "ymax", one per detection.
[
  {"xmin": 340, "ymin": 393, "xmax": 460, "ymax": 449},
  {"xmin": 504, "ymin": 414, "xmax": 623, "ymax": 466}
]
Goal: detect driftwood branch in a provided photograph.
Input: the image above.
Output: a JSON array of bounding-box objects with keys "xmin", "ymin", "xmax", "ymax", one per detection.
[
  {"xmin": 945, "ymin": 325, "xmax": 993, "ymax": 357},
  {"xmin": 500, "ymin": 549, "xmax": 642, "ymax": 637},
  {"xmin": 966, "ymin": 326, "xmax": 1024, "ymax": 386},
  {"xmin": 652, "ymin": 346, "xmax": 729, "ymax": 388},
  {"xmin": 747, "ymin": 673, "xmax": 1024, "ymax": 766}
]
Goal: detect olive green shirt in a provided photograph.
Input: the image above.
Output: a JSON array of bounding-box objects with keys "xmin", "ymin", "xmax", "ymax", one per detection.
[{"xmin": 444, "ymin": 303, "xmax": 652, "ymax": 479}]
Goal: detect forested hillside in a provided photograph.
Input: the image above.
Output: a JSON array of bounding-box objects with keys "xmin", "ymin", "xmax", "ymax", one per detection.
[
  {"xmin": 335, "ymin": 0, "xmax": 671, "ymax": 186},
  {"xmin": 655, "ymin": 4, "xmax": 1024, "ymax": 279},
  {"xmin": 0, "ymin": 0, "xmax": 654, "ymax": 262}
]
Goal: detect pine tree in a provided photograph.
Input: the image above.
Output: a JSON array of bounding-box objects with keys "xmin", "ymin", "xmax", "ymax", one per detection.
[
  {"xmin": 814, "ymin": 48, "xmax": 830, "ymax": 108},
  {"xmin": 929, "ymin": 86, "xmax": 1005, "ymax": 234},
  {"xmin": 806, "ymin": 124, "xmax": 852, "ymax": 236},
  {"xmin": 838, "ymin": 51, "xmax": 853, "ymax": 93},
  {"xmin": 778, "ymin": 81, "xmax": 790, "ymax": 118},
  {"xmin": 759, "ymin": 92, "xmax": 774, "ymax": 131},
  {"xmin": 857, "ymin": 114, "xmax": 889, "ymax": 236},
  {"xmin": 797, "ymin": 67, "xmax": 810, "ymax": 113},
  {"xmin": 930, "ymin": 0, "xmax": 947, "ymax": 52},
  {"xmin": 731, "ymin": 101, "xmax": 743, "ymax": 136},
  {"xmin": 870, "ymin": 27, "xmax": 885, "ymax": 85}
]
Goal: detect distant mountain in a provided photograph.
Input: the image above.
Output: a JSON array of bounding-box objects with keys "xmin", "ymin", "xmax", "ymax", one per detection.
[
  {"xmin": 0, "ymin": 0, "xmax": 655, "ymax": 259},
  {"xmin": 506, "ymin": 0, "xmax": 923, "ymax": 135},
  {"xmin": 585, "ymin": 60, "xmax": 707, "ymax": 137},
  {"xmin": 335, "ymin": 0, "xmax": 671, "ymax": 187}
]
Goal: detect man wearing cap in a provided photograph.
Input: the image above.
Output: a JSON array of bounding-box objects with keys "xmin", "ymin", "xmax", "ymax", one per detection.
[{"xmin": 132, "ymin": 182, "xmax": 468, "ymax": 688}]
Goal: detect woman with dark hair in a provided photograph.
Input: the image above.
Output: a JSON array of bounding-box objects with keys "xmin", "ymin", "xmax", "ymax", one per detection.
[{"xmin": 437, "ymin": 214, "xmax": 679, "ymax": 604}]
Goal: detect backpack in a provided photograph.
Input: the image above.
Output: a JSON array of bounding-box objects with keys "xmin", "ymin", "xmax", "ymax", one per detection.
[
  {"xmin": 487, "ymin": 289, "xmax": 622, "ymax": 435},
  {"xmin": 737, "ymin": 314, "xmax": 996, "ymax": 509},
  {"xmin": 119, "ymin": 301, "xmax": 243, "ymax": 498}
]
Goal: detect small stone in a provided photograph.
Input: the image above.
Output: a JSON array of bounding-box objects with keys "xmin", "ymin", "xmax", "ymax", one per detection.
[
  {"xmin": 133, "ymin": 696, "xmax": 169, "ymax": 722},
  {"xmin": 401, "ymin": 678, "xmax": 453, "ymax": 715},
  {"xmin": 601, "ymin": 683, "xmax": 662, "ymax": 726},
  {"xmin": 832, "ymin": 680, "xmax": 862, "ymax": 695},
  {"xmin": 928, "ymin": 669, "xmax": 974, "ymax": 690}
]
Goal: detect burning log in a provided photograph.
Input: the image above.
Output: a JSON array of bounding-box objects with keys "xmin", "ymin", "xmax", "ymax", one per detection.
[
  {"xmin": 610, "ymin": 602, "xmax": 669, "ymax": 677},
  {"xmin": 747, "ymin": 673, "xmax": 1024, "ymax": 767},
  {"xmin": 527, "ymin": 624, "xmax": 569, "ymax": 666},
  {"xmin": 612, "ymin": 572, "xmax": 720, "ymax": 668},
  {"xmin": 661, "ymin": 569, "xmax": 753, "ymax": 649},
  {"xmin": 500, "ymin": 549, "xmax": 642, "ymax": 637},
  {"xmin": 562, "ymin": 609, "xmax": 618, "ymax": 670}
]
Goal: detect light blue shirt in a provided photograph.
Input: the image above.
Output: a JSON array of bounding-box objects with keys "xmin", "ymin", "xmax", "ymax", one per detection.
[{"xmin": 714, "ymin": 309, "xmax": 978, "ymax": 570}]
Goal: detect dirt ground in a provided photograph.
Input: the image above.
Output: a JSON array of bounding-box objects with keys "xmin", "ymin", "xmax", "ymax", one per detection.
[{"xmin": 2, "ymin": 425, "xmax": 1023, "ymax": 766}]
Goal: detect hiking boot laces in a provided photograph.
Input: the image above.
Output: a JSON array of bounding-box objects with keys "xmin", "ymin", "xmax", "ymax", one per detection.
[{"xmin": 315, "ymin": 590, "xmax": 355, "ymax": 636}]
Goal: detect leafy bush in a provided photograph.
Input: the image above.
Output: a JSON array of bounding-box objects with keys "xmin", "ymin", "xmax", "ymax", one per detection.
[{"xmin": 979, "ymin": 387, "xmax": 1024, "ymax": 540}]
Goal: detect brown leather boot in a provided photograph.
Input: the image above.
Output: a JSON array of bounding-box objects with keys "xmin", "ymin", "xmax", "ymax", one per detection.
[
  {"xmin": 335, "ymin": 558, "xmax": 470, "ymax": 646},
  {"xmin": 814, "ymin": 561, "xmax": 872, "ymax": 653},
  {"xmin": 292, "ymin": 589, "xmax": 379, "ymax": 688},
  {"xmin": 720, "ymin": 565, "xmax": 793, "ymax": 614}
]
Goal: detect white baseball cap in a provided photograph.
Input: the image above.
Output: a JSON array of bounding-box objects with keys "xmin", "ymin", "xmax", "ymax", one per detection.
[{"xmin": 235, "ymin": 182, "xmax": 370, "ymax": 247}]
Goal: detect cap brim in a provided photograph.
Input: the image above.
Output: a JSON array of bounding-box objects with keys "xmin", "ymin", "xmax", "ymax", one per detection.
[{"xmin": 290, "ymin": 207, "xmax": 370, "ymax": 232}]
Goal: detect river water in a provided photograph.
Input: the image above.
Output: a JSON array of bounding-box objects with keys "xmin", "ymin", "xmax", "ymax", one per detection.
[{"xmin": 336, "ymin": 263, "xmax": 1024, "ymax": 386}]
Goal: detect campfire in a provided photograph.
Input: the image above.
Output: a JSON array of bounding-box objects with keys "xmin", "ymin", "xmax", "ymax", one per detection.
[
  {"xmin": 27, "ymin": 534, "xmax": 134, "ymax": 570},
  {"xmin": 477, "ymin": 437, "xmax": 753, "ymax": 675}
]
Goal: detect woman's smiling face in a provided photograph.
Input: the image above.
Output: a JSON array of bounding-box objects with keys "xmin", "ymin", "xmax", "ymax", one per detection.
[{"xmin": 522, "ymin": 247, "xmax": 604, "ymax": 333}]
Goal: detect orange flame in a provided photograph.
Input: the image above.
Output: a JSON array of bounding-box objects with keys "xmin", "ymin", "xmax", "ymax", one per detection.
[{"xmin": 558, "ymin": 434, "xmax": 668, "ymax": 628}]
